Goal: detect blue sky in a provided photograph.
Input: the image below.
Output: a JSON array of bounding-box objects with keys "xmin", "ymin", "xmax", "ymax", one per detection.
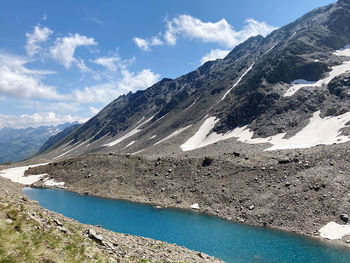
[{"xmin": 0, "ymin": 0, "xmax": 336, "ymax": 128}]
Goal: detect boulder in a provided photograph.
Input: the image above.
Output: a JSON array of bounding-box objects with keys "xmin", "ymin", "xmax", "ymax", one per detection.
[
  {"xmin": 340, "ymin": 214, "xmax": 349, "ymax": 223},
  {"xmin": 88, "ymin": 228, "xmax": 103, "ymax": 243}
]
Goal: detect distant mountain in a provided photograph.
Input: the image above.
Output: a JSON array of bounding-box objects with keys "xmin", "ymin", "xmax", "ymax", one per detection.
[
  {"xmin": 0, "ymin": 122, "xmax": 79, "ymax": 163},
  {"xmin": 40, "ymin": 0, "xmax": 350, "ymax": 159},
  {"xmin": 37, "ymin": 123, "xmax": 81, "ymax": 155}
]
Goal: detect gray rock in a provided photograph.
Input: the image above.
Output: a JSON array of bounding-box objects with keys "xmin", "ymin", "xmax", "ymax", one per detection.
[
  {"xmin": 58, "ymin": 226, "xmax": 68, "ymax": 234},
  {"xmin": 54, "ymin": 218, "xmax": 63, "ymax": 227},
  {"xmin": 88, "ymin": 228, "xmax": 103, "ymax": 243},
  {"xmin": 340, "ymin": 214, "xmax": 349, "ymax": 223}
]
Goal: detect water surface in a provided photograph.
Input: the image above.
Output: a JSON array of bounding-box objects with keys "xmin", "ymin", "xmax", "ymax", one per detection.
[{"xmin": 23, "ymin": 188, "xmax": 350, "ymax": 263}]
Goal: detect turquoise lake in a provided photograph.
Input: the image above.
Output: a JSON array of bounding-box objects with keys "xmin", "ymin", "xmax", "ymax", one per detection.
[{"xmin": 23, "ymin": 187, "xmax": 350, "ymax": 263}]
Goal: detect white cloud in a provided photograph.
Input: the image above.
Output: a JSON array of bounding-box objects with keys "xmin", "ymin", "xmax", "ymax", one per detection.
[
  {"xmin": 73, "ymin": 68, "xmax": 160, "ymax": 103},
  {"xmin": 25, "ymin": 25, "xmax": 53, "ymax": 57},
  {"xmin": 118, "ymin": 69, "xmax": 160, "ymax": 92},
  {"xmin": 18, "ymin": 101, "xmax": 81, "ymax": 113},
  {"xmin": 89, "ymin": 106, "xmax": 100, "ymax": 115},
  {"xmin": 166, "ymin": 15, "xmax": 277, "ymax": 47},
  {"xmin": 135, "ymin": 15, "xmax": 277, "ymax": 50},
  {"xmin": 0, "ymin": 52, "xmax": 65, "ymax": 100},
  {"xmin": 133, "ymin": 36, "xmax": 164, "ymax": 51},
  {"xmin": 200, "ymin": 49, "xmax": 230, "ymax": 65},
  {"xmin": 92, "ymin": 53, "xmax": 121, "ymax": 72},
  {"xmin": 0, "ymin": 112, "xmax": 86, "ymax": 129},
  {"xmin": 75, "ymin": 58, "xmax": 93, "ymax": 73},
  {"xmin": 50, "ymin": 33, "xmax": 97, "ymax": 68}
]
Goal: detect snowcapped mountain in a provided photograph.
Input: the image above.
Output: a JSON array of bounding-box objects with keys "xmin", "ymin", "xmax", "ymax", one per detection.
[
  {"xmin": 41, "ymin": 0, "xmax": 350, "ymax": 159},
  {"xmin": 0, "ymin": 122, "xmax": 79, "ymax": 164}
]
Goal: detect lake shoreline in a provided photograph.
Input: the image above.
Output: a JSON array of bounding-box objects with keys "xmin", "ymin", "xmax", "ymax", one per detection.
[
  {"xmin": 0, "ymin": 176, "xmax": 224, "ymax": 263},
  {"xmin": 29, "ymin": 183, "xmax": 350, "ymax": 251},
  {"xmin": 25, "ymin": 146, "xmax": 350, "ymax": 249},
  {"xmin": 23, "ymin": 186, "xmax": 350, "ymax": 263}
]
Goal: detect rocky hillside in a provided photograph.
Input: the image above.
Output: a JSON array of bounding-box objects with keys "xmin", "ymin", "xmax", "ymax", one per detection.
[
  {"xmin": 27, "ymin": 141, "xmax": 350, "ymax": 246},
  {"xmin": 40, "ymin": 0, "xmax": 350, "ymax": 160}
]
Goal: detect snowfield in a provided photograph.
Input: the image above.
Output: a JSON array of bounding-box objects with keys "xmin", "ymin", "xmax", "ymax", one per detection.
[
  {"xmin": 319, "ymin": 222, "xmax": 350, "ymax": 240},
  {"xmin": 0, "ymin": 163, "xmax": 66, "ymax": 188},
  {"xmin": 284, "ymin": 45, "xmax": 350, "ymax": 97},
  {"xmin": 0, "ymin": 163, "xmax": 48, "ymax": 185},
  {"xmin": 181, "ymin": 111, "xmax": 350, "ymax": 151}
]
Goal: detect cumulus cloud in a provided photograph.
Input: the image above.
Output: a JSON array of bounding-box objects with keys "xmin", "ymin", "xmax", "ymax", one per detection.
[
  {"xmin": 25, "ymin": 24, "xmax": 53, "ymax": 57},
  {"xmin": 133, "ymin": 36, "xmax": 163, "ymax": 51},
  {"xmin": 118, "ymin": 69, "xmax": 160, "ymax": 92},
  {"xmin": 73, "ymin": 68, "xmax": 160, "ymax": 103},
  {"xmin": 50, "ymin": 33, "xmax": 97, "ymax": 69},
  {"xmin": 0, "ymin": 52, "xmax": 65, "ymax": 100},
  {"xmin": 0, "ymin": 112, "xmax": 86, "ymax": 129},
  {"xmin": 166, "ymin": 16, "xmax": 277, "ymax": 47},
  {"xmin": 134, "ymin": 15, "xmax": 277, "ymax": 50},
  {"xmin": 200, "ymin": 49, "xmax": 231, "ymax": 65},
  {"xmin": 92, "ymin": 53, "xmax": 121, "ymax": 72}
]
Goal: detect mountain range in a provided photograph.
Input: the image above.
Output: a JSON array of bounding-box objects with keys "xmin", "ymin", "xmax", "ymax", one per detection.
[
  {"xmin": 0, "ymin": 122, "xmax": 79, "ymax": 164},
  {"xmin": 39, "ymin": 0, "xmax": 350, "ymax": 160}
]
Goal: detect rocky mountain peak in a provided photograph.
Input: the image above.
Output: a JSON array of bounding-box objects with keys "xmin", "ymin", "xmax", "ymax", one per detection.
[{"xmin": 39, "ymin": 1, "xmax": 350, "ymax": 159}]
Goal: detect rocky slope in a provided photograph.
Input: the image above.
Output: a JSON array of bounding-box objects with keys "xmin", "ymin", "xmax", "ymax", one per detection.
[
  {"xmin": 28, "ymin": 141, "xmax": 350, "ymax": 247},
  {"xmin": 38, "ymin": 0, "xmax": 350, "ymax": 160},
  {"xmin": 0, "ymin": 176, "xmax": 222, "ymax": 263}
]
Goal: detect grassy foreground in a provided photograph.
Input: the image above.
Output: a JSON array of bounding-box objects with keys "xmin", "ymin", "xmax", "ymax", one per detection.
[
  {"xmin": 0, "ymin": 176, "xmax": 221, "ymax": 263},
  {"xmin": 0, "ymin": 197, "xmax": 115, "ymax": 263}
]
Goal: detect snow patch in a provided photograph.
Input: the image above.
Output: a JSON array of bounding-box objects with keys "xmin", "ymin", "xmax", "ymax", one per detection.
[
  {"xmin": 319, "ymin": 222, "xmax": 350, "ymax": 240},
  {"xmin": 265, "ymin": 43, "xmax": 278, "ymax": 54},
  {"xmin": 184, "ymin": 99, "xmax": 198, "ymax": 112},
  {"xmin": 178, "ymin": 84, "xmax": 187, "ymax": 93},
  {"xmin": 104, "ymin": 115, "xmax": 154, "ymax": 147},
  {"xmin": 221, "ymin": 63, "xmax": 255, "ymax": 101},
  {"xmin": 190, "ymin": 203, "xmax": 200, "ymax": 210},
  {"xmin": 154, "ymin": 125, "xmax": 192, "ymax": 146},
  {"xmin": 181, "ymin": 111, "xmax": 350, "ymax": 151},
  {"xmin": 122, "ymin": 140, "xmax": 136, "ymax": 150},
  {"xmin": 284, "ymin": 45, "xmax": 350, "ymax": 97},
  {"xmin": 149, "ymin": 135, "xmax": 157, "ymax": 140},
  {"xmin": 43, "ymin": 178, "xmax": 66, "ymax": 188},
  {"xmin": 131, "ymin": 149, "xmax": 145, "ymax": 155},
  {"xmin": 181, "ymin": 117, "xmax": 219, "ymax": 151},
  {"xmin": 0, "ymin": 163, "xmax": 49, "ymax": 185}
]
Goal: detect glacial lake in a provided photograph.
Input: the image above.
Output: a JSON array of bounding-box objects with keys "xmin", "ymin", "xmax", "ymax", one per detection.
[{"xmin": 23, "ymin": 187, "xmax": 350, "ymax": 263}]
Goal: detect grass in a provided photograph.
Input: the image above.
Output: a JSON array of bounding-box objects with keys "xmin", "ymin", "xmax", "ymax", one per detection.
[
  {"xmin": 138, "ymin": 260, "xmax": 189, "ymax": 263},
  {"xmin": 0, "ymin": 196, "xmax": 196, "ymax": 263},
  {"xmin": 0, "ymin": 199, "xmax": 113, "ymax": 263}
]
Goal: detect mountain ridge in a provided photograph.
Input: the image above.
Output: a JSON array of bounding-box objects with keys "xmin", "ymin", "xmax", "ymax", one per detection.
[{"xmin": 38, "ymin": 0, "xmax": 350, "ymax": 159}]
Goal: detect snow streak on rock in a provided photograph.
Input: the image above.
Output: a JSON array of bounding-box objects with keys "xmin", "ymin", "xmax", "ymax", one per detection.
[
  {"xmin": 104, "ymin": 116, "xmax": 153, "ymax": 147},
  {"xmin": 154, "ymin": 125, "xmax": 192, "ymax": 146},
  {"xmin": 221, "ymin": 63, "xmax": 255, "ymax": 101},
  {"xmin": 284, "ymin": 45, "xmax": 350, "ymax": 97}
]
